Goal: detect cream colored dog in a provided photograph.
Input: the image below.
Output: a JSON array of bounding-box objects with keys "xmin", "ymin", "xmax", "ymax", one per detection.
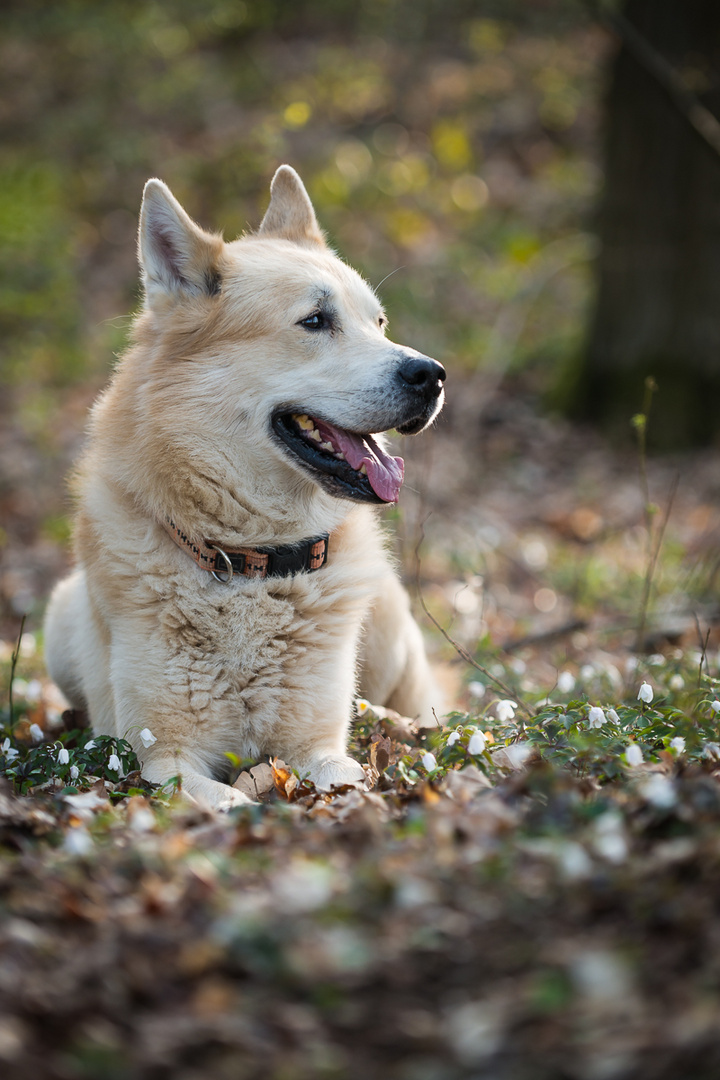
[{"xmin": 44, "ymin": 166, "xmax": 446, "ymax": 808}]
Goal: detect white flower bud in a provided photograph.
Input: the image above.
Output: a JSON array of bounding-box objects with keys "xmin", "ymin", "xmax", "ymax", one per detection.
[
  {"xmin": 637, "ymin": 682, "xmax": 653, "ymax": 704},
  {"xmin": 625, "ymin": 743, "xmax": 643, "ymax": 767},
  {"xmin": 467, "ymin": 731, "xmax": 487, "ymax": 756},
  {"xmin": 557, "ymin": 671, "xmax": 576, "ymax": 694}
]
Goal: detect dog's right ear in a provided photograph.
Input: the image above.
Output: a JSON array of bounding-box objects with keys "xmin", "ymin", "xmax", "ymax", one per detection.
[
  {"xmin": 139, "ymin": 180, "xmax": 224, "ymax": 308},
  {"xmin": 258, "ymin": 166, "xmax": 326, "ymax": 246}
]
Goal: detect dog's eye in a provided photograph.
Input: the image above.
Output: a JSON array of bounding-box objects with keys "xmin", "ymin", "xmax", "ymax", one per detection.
[
  {"xmin": 298, "ymin": 311, "xmax": 327, "ymax": 331},
  {"xmin": 378, "ymin": 316, "xmax": 388, "ymax": 331}
]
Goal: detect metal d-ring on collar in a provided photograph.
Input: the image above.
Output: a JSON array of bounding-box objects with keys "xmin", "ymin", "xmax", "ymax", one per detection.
[{"xmin": 209, "ymin": 545, "xmax": 234, "ymax": 584}]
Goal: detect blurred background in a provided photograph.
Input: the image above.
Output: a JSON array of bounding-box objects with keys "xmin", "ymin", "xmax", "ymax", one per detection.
[{"xmin": 2, "ymin": 0, "xmax": 720, "ymax": 686}]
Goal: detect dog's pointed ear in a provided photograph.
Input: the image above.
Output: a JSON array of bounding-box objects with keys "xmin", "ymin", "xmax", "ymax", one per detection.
[
  {"xmin": 139, "ymin": 179, "xmax": 224, "ymax": 307},
  {"xmin": 257, "ymin": 165, "xmax": 326, "ymax": 246}
]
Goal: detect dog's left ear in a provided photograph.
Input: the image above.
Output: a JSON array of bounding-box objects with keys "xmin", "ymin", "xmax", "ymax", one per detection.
[
  {"xmin": 139, "ymin": 179, "xmax": 224, "ymax": 308},
  {"xmin": 258, "ymin": 166, "xmax": 326, "ymax": 246}
]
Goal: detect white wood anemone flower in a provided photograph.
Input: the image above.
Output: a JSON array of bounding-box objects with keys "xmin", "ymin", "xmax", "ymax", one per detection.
[
  {"xmin": 587, "ymin": 706, "xmax": 606, "ymax": 729},
  {"xmin": 637, "ymin": 682, "xmax": 653, "ymax": 704},
  {"xmin": 495, "ymin": 700, "xmax": 517, "ymax": 723},
  {"xmin": 1, "ymin": 738, "xmax": 19, "ymax": 762},
  {"xmin": 624, "ymin": 743, "xmax": 644, "ymax": 767},
  {"xmin": 557, "ymin": 671, "xmax": 576, "ymax": 694},
  {"xmin": 467, "ymin": 731, "xmax": 487, "ymax": 756}
]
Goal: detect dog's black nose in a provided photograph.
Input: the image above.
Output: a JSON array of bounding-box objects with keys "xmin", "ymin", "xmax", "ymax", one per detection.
[{"xmin": 398, "ymin": 355, "xmax": 446, "ymax": 390}]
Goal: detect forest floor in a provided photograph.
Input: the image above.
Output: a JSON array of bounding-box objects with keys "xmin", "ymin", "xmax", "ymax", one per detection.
[
  {"xmin": 3, "ymin": 373, "xmax": 720, "ymax": 1080},
  {"xmin": 3, "ymin": 7, "xmax": 720, "ymax": 1076}
]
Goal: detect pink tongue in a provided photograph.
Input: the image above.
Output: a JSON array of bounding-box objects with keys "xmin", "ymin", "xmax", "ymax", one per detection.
[{"xmin": 314, "ymin": 419, "xmax": 405, "ymax": 503}]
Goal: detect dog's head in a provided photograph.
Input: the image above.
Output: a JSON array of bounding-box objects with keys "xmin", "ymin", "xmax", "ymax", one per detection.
[{"xmin": 136, "ymin": 166, "xmax": 445, "ymax": 513}]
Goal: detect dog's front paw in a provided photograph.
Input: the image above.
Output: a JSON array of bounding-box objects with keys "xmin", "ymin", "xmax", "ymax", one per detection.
[
  {"xmin": 309, "ymin": 756, "xmax": 366, "ymax": 793},
  {"xmin": 176, "ymin": 776, "xmax": 258, "ymax": 812},
  {"xmin": 215, "ymin": 786, "xmax": 258, "ymax": 811}
]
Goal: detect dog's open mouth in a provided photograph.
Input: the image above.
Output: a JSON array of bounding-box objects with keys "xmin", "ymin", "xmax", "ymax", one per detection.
[{"xmin": 272, "ymin": 411, "xmax": 405, "ymax": 504}]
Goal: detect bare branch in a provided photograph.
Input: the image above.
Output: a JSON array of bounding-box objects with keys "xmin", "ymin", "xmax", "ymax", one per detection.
[
  {"xmin": 413, "ymin": 529, "xmax": 534, "ymax": 718},
  {"xmin": 587, "ymin": 0, "xmax": 720, "ymax": 159}
]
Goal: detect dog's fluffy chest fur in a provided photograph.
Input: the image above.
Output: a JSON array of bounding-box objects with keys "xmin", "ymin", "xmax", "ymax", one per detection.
[{"xmin": 76, "ymin": 498, "xmax": 387, "ymax": 774}]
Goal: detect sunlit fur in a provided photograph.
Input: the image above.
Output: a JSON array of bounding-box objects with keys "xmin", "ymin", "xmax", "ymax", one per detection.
[{"xmin": 44, "ymin": 166, "xmax": 443, "ymax": 809}]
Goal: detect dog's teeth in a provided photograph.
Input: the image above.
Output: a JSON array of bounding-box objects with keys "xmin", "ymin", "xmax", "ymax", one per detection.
[
  {"xmin": 308, "ymin": 429, "xmax": 322, "ymax": 442},
  {"xmin": 320, "ymin": 441, "xmax": 334, "ymax": 452},
  {"xmin": 295, "ymin": 414, "xmax": 313, "ymax": 430},
  {"xmin": 359, "ymin": 464, "xmax": 368, "ymax": 475},
  {"xmin": 335, "ymin": 451, "xmax": 345, "ymax": 461}
]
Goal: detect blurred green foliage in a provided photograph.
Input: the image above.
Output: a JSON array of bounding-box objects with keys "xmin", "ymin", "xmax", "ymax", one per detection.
[{"xmin": 0, "ymin": 0, "xmax": 602, "ymax": 398}]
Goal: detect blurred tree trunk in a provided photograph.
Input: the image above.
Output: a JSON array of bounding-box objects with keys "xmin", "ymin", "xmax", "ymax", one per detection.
[{"xmin": 579, "ymin": 0, "xmax": 720, "ymax": 448}]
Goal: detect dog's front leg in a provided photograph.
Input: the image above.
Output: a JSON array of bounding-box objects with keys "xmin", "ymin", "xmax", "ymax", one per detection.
[
  {"xmin": 268, "ymin": 636, "xmax": 366, "ymax": 792},
  {"xmin": 140, "ymin": 755, "xmax": 255, "ymax": 810},
  {"xmin": 359, "ymin": 572, "xmax": 442, "ymax": 725},
  {"xmin": 107, "ymin": 650, "xmax": 255, "ymax": 811}
]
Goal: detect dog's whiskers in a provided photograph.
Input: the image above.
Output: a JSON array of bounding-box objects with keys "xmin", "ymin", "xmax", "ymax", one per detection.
[{"xmin": 375, "ymin": 266, "xmax": 406, "ymax": 292}]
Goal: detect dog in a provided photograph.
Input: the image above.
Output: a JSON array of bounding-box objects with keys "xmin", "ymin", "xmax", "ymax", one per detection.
[{"xmin": 44, "ymin": 165, "xmax": 446, "ymax": 809}]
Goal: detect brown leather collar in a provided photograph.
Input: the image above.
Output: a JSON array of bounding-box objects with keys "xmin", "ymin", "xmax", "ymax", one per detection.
[{"xmin": 161, "ymin": 516, "xmax": 329, "ymax": 582}]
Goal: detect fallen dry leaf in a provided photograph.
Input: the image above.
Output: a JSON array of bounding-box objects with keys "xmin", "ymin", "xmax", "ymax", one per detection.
[
  {"xmin": 232, "ymin": 772, "xmax": 257, "ymax": 801},
  {"xmin": 270, "ymin": 758, "xmax": 316, "ymax": 802},
  {"xmin": 369, "ymin": 733, "xmax": 392, "ymax": 774},
  {"xmin": 249, "ymin": 762, "xmax": 275, "ymax": 798}
]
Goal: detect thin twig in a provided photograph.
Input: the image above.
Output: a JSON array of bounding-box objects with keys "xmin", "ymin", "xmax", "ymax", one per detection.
[
  {"xmin": 632, "ymin": 377, "xmax": 667, "ymax": 653},
  {"xmin": 413, "ymin": 530, "xmax": 534, "ymax": 718},
  {"xmin": 635, "ymin": 472, "xmax": 679, "ymax": 652},
  {"xmin": 503, "ymin": 618, "xmax": 588, "ymax": 654},
  {"xmin": 8, "ymin": 614, "xmax": 27, "ymax": 730},
  {"xmin": 586, "ymin": 0, "xmax": 720, "ymax": 160},
  {"xmin": 694, "ymin": 613, "xmax": 711, "ymax": 688}
]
